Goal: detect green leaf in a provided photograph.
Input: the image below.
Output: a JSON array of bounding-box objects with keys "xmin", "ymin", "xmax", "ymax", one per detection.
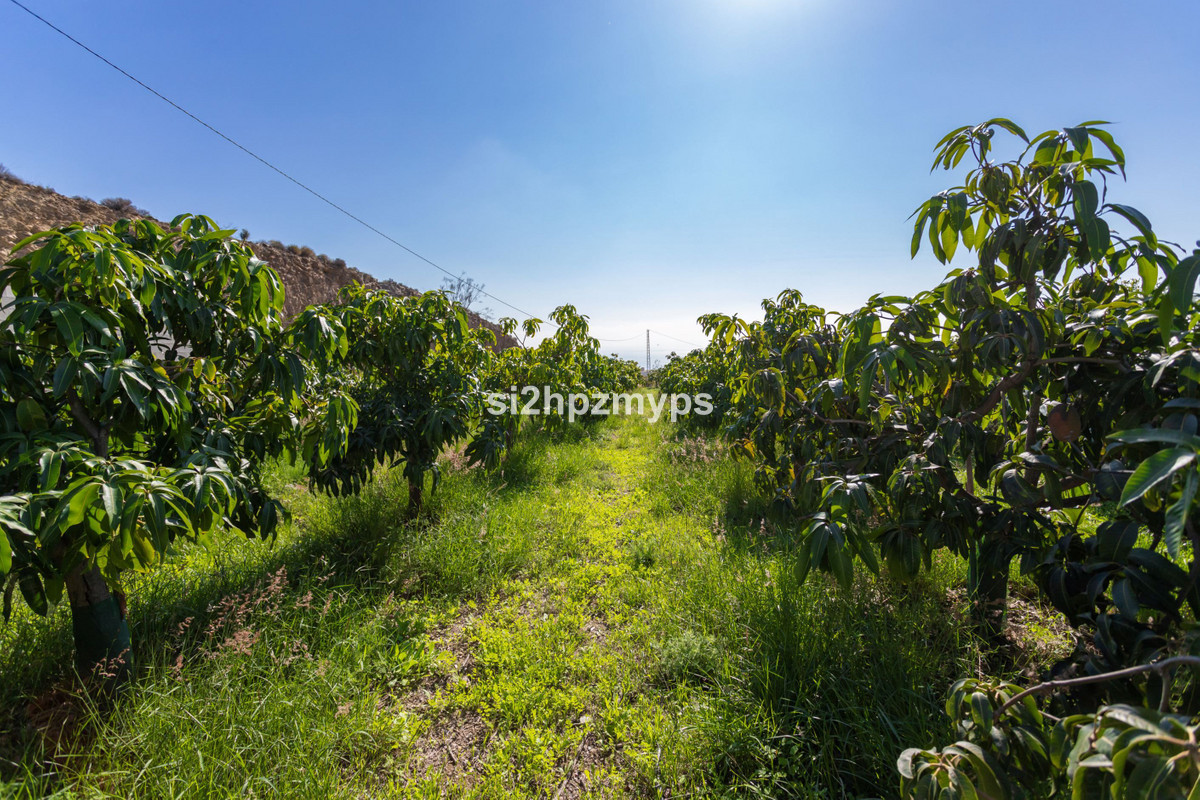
[
  {"xmin": 1163, "ymin": 471, "xmax": 1198, "ymax": 559},
  {"xmin": 1120, "ymin": 447, "xmax": 1196, "ymax": 506},
  {"xmin": 1122, "ymin": 752, "xmax": 1175, "ymax": 795},
  {"xmin": 1072, "ymin": 180, "xmax": 1110, "ymax": 260},
  {"xmin": 1101, "ymin": 705, "xmax": 1169, "ymax": 734},
  {"xmin": 1110, "ymin": 427, "xmax": 1200, "ymax": 450},
  {"xmin": 1157, "ymin": 296, "xmax": 1175, "ymax": 346},
  {"xmin": 1168, "ymin": 255, "xmax": 1200, "ymax": 315},
  {"xmin": 1083, "ymin": 217, "xmax": 1111, "ymax": 263},
  {"xmin": 825, "ymin": 528, "xmax": 853, "ymax": 589},
  {"xmin": 52, "ymin": 358, "xmax": 78, "ymax": 398},
  {"xmin": 1112, "ymin": 578, "xmax": 1139, "ymax": 618},
  {"xmin": 101, "ymin": 483, "xmax": 121, "ymax": 524},
  {"xmin": 1064, "ymin": 126, "xmax": 1090, "ymax": 154},
  {"xmin": 19, "ymin": 573, "xmax": 48, "ymax": 616},
  {"xmin": 956, "ymin": 741, "xmax": 1004, "ymax": 799},
  {"xmin": 940, "ymin": 220, "xmax": 959, "ymax": 262},
  {"xmin": 793, "ymin": 527, "xmax": 814, "ymax": 585},
  {"xmin": 16, "ymin": 398, "xmax": 47, "ymax": 432},
  {"xmin": 48, "ymin": 303, "xmax": 86, "ymax": 355},
  {"xmin": 1107, "ymin": 203, "xmax": 1155, "ymax": 242},
  {"xmin": 57, "ymin": 481, "xmax": 101, "ymax": 532},
  {"xmin": 968, "ymin": 692, "xmax": 993, "ymax": 732},
  {"xmin": 911, "ymin": 203, "xmax": 930, "ymax": 258},
  {"xmin": 1088, "ymin": 127, "xmax": 1126, "ymax": 174},
  {"xmin": 851, "ymin": 527, "xmax": 880, "ymax": 574},
  {"xmin": 985, "ymin": 118, "xmax": 1029, "ymax": 142},
  {"xmin": 1137, "ymin": 255, "xmax": 1160, "ymax": 292}
]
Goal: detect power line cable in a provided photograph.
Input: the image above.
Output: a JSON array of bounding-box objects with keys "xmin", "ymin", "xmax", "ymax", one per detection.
[
  {"xmin": 4, "ymin": 0, "xmax": 545, "ymax": 324},
  {"xmin": 648, "ymin": 329, "xmax": 706, "ymax": 349},
  {"xmin": 594, "ymin": 334, "xmax": 642, "ymax": 342}
]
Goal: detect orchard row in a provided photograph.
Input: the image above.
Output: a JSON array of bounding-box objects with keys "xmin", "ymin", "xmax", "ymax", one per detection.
[
  {"xmin": 655, "ymin": 120, "xmax": 1200, "ymax": 797},
  {"xmin": 0, "ymin": 217, "xmax": 638, "ymax": 675}
]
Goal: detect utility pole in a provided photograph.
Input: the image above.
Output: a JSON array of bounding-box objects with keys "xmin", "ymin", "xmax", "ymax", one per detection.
[{"xmin": 646, "ymin": 330, "xmax": 651, "ymax": 373}]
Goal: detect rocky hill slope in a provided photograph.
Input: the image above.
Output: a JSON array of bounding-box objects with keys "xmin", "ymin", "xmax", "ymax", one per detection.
[{"xmin": 0, "ymin": 173, "xmax": 518, "ymax": 349}]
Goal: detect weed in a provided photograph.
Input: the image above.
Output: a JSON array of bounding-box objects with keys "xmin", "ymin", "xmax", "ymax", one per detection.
[
  {"xmin": 629, "ymin": 536, "xmax": 657, "ymax": 569},
  {"xmin": 655, "ymin": 630, "xmax": 721, "ymax": 685}
]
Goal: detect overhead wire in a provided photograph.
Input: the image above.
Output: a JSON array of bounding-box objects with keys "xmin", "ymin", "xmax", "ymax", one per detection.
[
  {"xmin": 647, "ymin": 329, "xmax": 706, "ymax": 349},
  {"xmin": 6, "ymin": 0, "xmax": 732, "ymax": 345},
  {"xmin": 4, "ymin": 0, "xmax": 546, "ymax": 323},
  {"xmin": 593, "ymin": 334, "xmax": 643, "ymax": 342}
]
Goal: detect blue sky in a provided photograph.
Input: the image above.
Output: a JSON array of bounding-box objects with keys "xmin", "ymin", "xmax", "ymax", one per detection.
[{"xmin": 2, "ymin": 0, "xmax": 1197, "ymax": 363}]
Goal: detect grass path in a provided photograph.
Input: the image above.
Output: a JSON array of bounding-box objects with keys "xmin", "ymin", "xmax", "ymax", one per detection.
[
  {"xmin": 393, "ymin": 413, "xmax": 714, "ymax": 797},
  {"xmin": 2, "ymin": 408, "xmax": 1013, "ymax": 799}
]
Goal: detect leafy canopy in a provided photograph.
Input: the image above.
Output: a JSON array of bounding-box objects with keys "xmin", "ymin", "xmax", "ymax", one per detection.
[{"xmin": 0, "ymin": 216, "xmax": 355, "ymax": 616}]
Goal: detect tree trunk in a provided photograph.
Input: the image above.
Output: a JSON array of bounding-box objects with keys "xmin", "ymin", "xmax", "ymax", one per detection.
[
  {"xmin": 1022, "ymin": 388, "xmax": 1042, "ymax": 483},
  {"xmin": 65, "ymin": 562, "xmax": 131, "ymax": 684},
  {"xmin": 968, "ymin": 539, "xmax": 1010, "ymax": 641},
  {"xmin": 407, "ymin": 475, "xmax": 423, "ymax": 519}
]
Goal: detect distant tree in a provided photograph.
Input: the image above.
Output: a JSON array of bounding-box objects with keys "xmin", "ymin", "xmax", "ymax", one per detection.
[
  {"xmin": 239, "ymin": 229, "xmax": 251, "ymax": 241},
  {"xmin": 0, "ymin": 163, "xmax": 21, "ymax": 183},
  {"xmin": 306, "ymin": 285, "xmax": 493, "ymax": 516},
  {"xmin": 99, "ymin": 197, "xmax": 145, "ymax": 216},
  {"xmin": 441, "ymin": 272, "xmax": 494, "ymax": 320}
]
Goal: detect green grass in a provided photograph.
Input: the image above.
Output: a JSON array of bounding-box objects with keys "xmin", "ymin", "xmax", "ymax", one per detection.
[{"xmin": 0, "ymin": 407, "xmax": 1048, "ymax": 799}]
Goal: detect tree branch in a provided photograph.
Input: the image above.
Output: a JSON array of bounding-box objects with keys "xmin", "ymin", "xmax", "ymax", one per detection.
[
  {"xmin": 959, "ymin": 360, "xmax": 1036, "ymax": 424},
  {"xmin": 1038, "ymin": 356, "xmax": 1131, "ymax": 372},
  {"xmin": 66, "ymin": 388, "xmax": 108, "ymax": 458},
  {"xmin": 997, "ymin": 656, "xmax": 1200, "ymax": 716},
  {"xmin": 956, "ymin": 354, "xmax": 1132, "ymax": 428}
]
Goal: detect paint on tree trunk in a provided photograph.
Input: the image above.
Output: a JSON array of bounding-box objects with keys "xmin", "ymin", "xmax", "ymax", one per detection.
[{"xmin": 66, "ymin": 562, "xmax": 131, "ymax": 683}]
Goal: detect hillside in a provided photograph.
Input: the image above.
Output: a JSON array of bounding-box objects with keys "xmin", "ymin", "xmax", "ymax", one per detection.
[{"xmin": 0, "ymin": 174, "xmax": 518, "ymax": 349}]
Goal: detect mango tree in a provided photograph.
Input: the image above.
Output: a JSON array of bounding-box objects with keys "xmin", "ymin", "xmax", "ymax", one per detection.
[
  {"xmin": 656, "ymin": 340, "xmax": 735, "ymax": 434},
  {"xmin": 699, "ymin": 290, "xmax": 847, "ymax": 511},
  {"xmin": 305, "ymin": 284, "xmax": 493, "ymax": 516},
  {"xmin": 870, "ymin": 120, "xmax": 1200, "ymax": 799},
  {"xmin": 0, "ymin": 216, "xmax": 355, "ymax": 677},
  {"xmin": 704, "ymin": 121, "xmax": 1197, "ymax": 646},
  {"xmin": 468, "ymin": 305, "xmax": 613, "ymax": 468},
  {"xmin": 582, "ymin": 351, "xmax": 641, "ymax": 397},
  {"xmin": 671, "ymin": 119, "xmax": 1200, "ymax": 794},
  {"xmin": 899, "ymin": 237, "xmax": 1197, "ymax": 797}
]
